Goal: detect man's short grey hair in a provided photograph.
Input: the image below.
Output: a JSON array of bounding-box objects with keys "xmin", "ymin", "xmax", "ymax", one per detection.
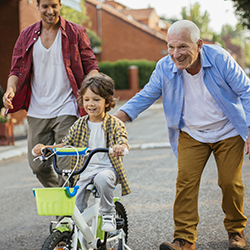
[{"xmin": 167, "ymin": 20, "xmax": 200, "ymax": 43}]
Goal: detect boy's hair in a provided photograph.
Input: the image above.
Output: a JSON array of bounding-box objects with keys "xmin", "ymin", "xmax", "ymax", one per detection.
[
  {"xmin": 36, "ymin": 0, "xmax": 61, "ymax": 4},
  {"xmin": 77, "ymin": 73, "xmax": 117, "ymax": 112}
]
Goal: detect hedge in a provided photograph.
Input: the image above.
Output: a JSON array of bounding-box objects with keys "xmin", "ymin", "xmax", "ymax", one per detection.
[{"xmin": 98, "ymin": 60, "xmax": 156, "ymax": 90}]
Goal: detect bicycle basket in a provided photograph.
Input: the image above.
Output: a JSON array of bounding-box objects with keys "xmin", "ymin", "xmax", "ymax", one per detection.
[{"xmin": 33, "ymin": 186, "xmax": 79, "ymax": 216}]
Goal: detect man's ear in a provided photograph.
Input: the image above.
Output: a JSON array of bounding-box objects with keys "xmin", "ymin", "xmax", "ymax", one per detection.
[{"xmin": 197, "ymin": 39, "xmax": 203, "ymax": 52}]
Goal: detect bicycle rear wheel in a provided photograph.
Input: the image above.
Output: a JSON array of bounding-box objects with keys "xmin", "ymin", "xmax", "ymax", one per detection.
[
  {"xmin": 42, "ymin": 230, "xmax": 76, "ymax": 250},
  {"xmin": 106, "ymin": 200, "xmax": 128, "ymax": 250}
]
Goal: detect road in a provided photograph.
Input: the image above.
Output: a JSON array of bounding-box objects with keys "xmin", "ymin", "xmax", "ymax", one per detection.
[{"xmin": 1, "ymin": 103, "xmax": 250, "ymax": 249}]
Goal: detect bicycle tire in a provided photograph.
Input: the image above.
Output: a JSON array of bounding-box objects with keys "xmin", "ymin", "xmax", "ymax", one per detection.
[
  {"xmin": 41, "ymin": 230, "xmax": 76, "ymax": 250},
  {"xmin": 106, "ymin": 200, "xmax": 129, "ymax": 250}
]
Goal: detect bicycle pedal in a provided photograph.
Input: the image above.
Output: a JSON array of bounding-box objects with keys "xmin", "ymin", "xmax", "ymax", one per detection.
[{"xmin": 115, "ymin": 218, "xmax": 124, "ymax": 229}]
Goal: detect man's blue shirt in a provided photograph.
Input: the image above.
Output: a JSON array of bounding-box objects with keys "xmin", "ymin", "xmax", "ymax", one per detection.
[{"xmin": 120, "ymin": 44, "xmax": 250, "ymax": 158}]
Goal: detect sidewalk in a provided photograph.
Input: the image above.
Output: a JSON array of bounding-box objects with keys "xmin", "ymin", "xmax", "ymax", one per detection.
[
  {"xmin": 0, "ymin": 100, "xmax": 170, "ymax": 161},
  {"xmin": 0, "ymin": 139, "xmax": 27, "ymax": 161}
]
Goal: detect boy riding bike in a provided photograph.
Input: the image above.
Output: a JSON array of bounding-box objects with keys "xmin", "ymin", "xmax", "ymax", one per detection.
[{"xmin": 32, "ymin": 73, "xmax": 131, "ymax": 232}]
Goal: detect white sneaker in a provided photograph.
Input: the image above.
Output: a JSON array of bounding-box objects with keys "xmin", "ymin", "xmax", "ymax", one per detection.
[{"xmin": 101, "ymin": 214, "xmax": 116, "ymax": 232}]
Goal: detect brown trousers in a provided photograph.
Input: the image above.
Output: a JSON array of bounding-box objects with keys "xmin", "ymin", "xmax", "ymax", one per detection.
[{"xmin": 174, "ymin": 131, "xmax": 247, "ymax": 243}]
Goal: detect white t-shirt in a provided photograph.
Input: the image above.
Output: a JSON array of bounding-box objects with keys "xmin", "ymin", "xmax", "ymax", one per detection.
[
  {"xmin": 27, "ymin": 29, "xmax": 78, "ymax": 118},
  {"xmin": 80, "ymin": 121, "xmax": 113, "ymax": 179},
  {"xmin": 181, "ymin": 69, "xmax": 238, "ymax": 143}
]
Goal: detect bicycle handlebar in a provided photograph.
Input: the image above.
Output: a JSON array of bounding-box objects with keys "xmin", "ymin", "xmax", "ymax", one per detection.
[{"xmin": 37, "ymin": 147, "xmax": 129, "ymax": 177}]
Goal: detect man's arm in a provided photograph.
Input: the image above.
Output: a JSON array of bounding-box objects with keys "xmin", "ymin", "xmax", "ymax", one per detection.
[
  {"xmin": 3, "ymin": 75, "xmax": 18, "ymax": 109},
  {"xmin": 113, "ymin": 110, "xmax": 131, "ymax": 123}
]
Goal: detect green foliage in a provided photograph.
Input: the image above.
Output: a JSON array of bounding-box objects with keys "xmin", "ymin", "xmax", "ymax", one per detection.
[
  {"xmin": 60, "ymin": 0, "xmax": 88, "ymax": 25},
  {"xmin": 220, "ymin": 22, "xmax": 250, "ymax": 69},
  {"xmin": 181, "ymin": 2, "xmax": 212, "ymax": 39},
  {"xmin": 86, "ymin": 29, "xmax": 102, "ymax": 49},
  {"xmin": 0, "ymin": 115, "xmax": 8, "ymax": 123},
  {"xmin": 60, "ymin": 0, "xmax": 102, "ymax": 49},
  {"xmin": 231, "ymin": 0, "xmax": 250, "ymax": 30},
  {"xmin": 98, "ymin": 60, "xmax": 156, "ymax": 90},
  {"xmin": 0, "ymin": 106, "xmax": 9, "ymax": 123}
]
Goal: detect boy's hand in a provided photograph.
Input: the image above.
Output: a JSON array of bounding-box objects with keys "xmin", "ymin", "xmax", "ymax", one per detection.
[
  {"xmin": 32, "ymin": 143, "xmax": 45, "ymax": 156},
  {"xmin": 111, "ymin": 144, "xmax": 128, "ymax": 157}
]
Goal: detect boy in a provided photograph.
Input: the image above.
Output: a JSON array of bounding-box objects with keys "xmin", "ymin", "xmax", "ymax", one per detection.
[{"xmin": 33, "ymin": 73, "xmax": 131, "ymax": 231}]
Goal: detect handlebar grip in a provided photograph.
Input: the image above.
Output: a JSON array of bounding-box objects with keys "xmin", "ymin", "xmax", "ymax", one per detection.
[
  {"xmin": 31, "ymin": 148, "xmax": 38, "ymax": 157},
  {"xmin": 109, "ymin": 147, "xmax": 129, "ymax": 156}
]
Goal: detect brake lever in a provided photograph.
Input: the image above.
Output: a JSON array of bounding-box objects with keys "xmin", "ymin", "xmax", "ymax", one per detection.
[{"xmin": 33, "ymin": 155, "xmax": 49, "ymax": 162}]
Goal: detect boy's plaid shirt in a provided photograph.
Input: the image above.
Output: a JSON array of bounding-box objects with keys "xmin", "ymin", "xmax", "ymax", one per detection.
[{"xmin": 62, "ymin": 113, "xmax": 131, "ymax": 196}]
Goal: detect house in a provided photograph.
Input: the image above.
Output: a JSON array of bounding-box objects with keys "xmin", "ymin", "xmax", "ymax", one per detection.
[
  {"xmin": 83, "ymin": 0, "xmax": 168, "ymax": 62},
  {"xmin": 0, "ymin": 0, "xmax": 40, "ymax": 127},
  {"xmin": 0, "ymin": 0, "xmax": 40, "ymax": 93}
]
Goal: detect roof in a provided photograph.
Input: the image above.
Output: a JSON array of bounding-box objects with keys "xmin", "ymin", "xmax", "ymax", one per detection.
[
  {"xmin": 85, "ymin": 0, "xmax": 167, "ymax": 42},
  {"xmin": 121, "ymin": 8, "xmax": 156, "ymax": 21}
]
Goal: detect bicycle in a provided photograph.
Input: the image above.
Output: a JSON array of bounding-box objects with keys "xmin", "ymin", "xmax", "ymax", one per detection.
[{"xmin": 33, "ymin": 146, "xmax": 132, "ymax": 250}]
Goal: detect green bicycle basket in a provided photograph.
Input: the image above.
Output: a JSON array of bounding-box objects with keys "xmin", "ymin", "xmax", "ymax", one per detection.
[{"xmin": 33, "ymin": 186, "xmax": 79, "ymax": 216}]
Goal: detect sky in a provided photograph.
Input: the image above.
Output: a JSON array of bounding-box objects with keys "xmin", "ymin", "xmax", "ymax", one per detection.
[{"xmin": 118, "ymin": 0, "xmax": 238, "ymax": 33}]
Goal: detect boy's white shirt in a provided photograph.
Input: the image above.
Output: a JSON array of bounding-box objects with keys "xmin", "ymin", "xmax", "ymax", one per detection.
[{"xmin": 80, "ymin": 120, "xmax": 113, "ymax": 179}]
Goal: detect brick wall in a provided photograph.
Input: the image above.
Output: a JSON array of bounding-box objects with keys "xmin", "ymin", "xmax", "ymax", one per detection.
[
  {"xmin": 0, "ymin": 0, "xmax": 20, "ymax": 92},
  {"xmin": 0, "ymin": 0, "xmax": 40, "ymax": 125},
  {"xmin": 0, "ymin": 0, "xmax": 40, "ymax": 92},
  {"xmin": 19, "ymin": 0, "xmax": 40, "ymax": 32}
]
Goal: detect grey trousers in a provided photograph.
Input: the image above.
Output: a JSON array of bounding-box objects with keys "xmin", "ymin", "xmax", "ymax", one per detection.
[
  {"xmin": 75, "ymin": 169, "xmax": 118, "ymax": 215},
  {"xmin": 27, "ymin": 115, "xmax": 77, "ymax": 187}
]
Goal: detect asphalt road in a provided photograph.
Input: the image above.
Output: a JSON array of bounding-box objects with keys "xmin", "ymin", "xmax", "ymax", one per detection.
[{"xmin": 1, "ymin": 103, "xmax": 250, "ymax": 249}]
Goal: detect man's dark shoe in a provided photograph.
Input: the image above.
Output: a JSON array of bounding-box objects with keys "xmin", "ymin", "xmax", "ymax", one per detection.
[
  {"xmin": 228, "ymin": 231, "xmax": 247, "ymax": 250},
  {"xmin": 160, "ymin": 238, "xmax": 196, "ymax": 250}
]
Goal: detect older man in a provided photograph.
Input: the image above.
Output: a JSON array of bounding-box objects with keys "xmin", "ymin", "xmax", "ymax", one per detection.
[{"xmin": 114, "ymin": 20, "xmax": 250, "ymax": 250}]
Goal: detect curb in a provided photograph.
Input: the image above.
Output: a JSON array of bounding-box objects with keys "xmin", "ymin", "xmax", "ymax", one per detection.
[{"xmin": 0, "ymin": 141, "xmax": 171, "ymax": 161}]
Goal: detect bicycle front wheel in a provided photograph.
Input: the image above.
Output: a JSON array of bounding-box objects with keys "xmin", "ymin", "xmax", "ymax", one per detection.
[
  {"xmin": 42, "ymin": 230, "xmax": 76, "ymax": 250},
  {"xmin": 106, "ymin": 200, "xmax": 128, "ymax": 250}
]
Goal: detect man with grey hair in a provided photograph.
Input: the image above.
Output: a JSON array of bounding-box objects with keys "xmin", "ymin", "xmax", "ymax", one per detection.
[{"xmin": 114, "ymin": 20, "xmax": 250, "ymax": 250}]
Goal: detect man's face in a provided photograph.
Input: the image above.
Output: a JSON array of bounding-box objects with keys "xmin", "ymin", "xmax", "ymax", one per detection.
[
  {"xmin": 167, "ymin": 30, "xmax": 202, "ymax": 73},
  {"xmin": 37, "ymin": 0, "xmax": 61, "ymax": 26}
]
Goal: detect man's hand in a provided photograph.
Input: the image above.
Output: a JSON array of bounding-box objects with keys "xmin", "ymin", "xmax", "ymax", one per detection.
[
  {"xmin": 3, "ymin": 88, "xmax": 15, "ymax": 109},
  {"xmin": 3, "ymin": 75, "xmax": 18, "ymax": 109},
  {"xmin": 113, "ymin": 110, "xmax": 131, "ymax": 123}
]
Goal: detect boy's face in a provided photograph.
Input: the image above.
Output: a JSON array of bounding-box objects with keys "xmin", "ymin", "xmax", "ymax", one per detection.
[{"xmin": 83, "ymin": 88, "xmax": 109, "ymax": 122}]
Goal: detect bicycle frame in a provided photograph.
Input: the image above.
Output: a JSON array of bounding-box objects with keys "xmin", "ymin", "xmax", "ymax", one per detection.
[
  {"xmin": 50, "ymin": 183, "xmax": 102, "ymax": 249},
  {"xmin": 34, "ymin": 146, "xmax": 132, "ymax": 250},
  {"xmin": 51, "ymin": 189, "xmax": 130, "ymax": 250}
]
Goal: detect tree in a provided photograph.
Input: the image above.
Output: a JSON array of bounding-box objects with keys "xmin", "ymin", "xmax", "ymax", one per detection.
[
  {"xmin": 231, "ymin": 0, "xmax": 250, "ymax": 29},
  {"xmin": 60, "ymin": 0, "xmax": 102, "ymax": 50},
  {"xmin": 60, "ymin": 0, "xmax": 89, "ymax": 25},
  {"xmin": 220, "ymin": 22, "xmax": 250, "ymax": 70},
  {"xmin": 180, "ymin": 2, "xmax": 214, "ymax": 40}
]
